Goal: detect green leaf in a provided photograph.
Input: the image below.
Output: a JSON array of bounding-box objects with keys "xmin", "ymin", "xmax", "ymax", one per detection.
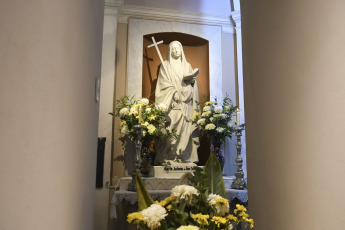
[
  {"xmin": 202, "ymin": 152, "xmax": 227, "ymax": 198},
  {"xmin": 135, "ymin": 171, "xmax": 153, "ymax": 211}
]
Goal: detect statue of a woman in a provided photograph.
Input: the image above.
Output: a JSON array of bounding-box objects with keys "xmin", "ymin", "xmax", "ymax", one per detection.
[{"xmin": 155, "ymin": 41, "xmax": 200, "ymax": 165}]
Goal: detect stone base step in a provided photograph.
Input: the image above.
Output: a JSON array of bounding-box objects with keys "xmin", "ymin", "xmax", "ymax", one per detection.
[{"xmin": 118, "ymin": 175, "xmax": 235, "ymax": 191}]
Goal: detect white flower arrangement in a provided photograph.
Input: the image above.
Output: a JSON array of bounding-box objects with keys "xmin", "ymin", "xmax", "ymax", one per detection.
[
  {"xmin": 111, "ymin": 95, "xmax": 178, "ymax": 143},
  {"xmin": 127, "ymin": 154, "xmax": 254, "ymax": 230},
  {"xmin": 193, "ymin": 95, "xmax": 237, "ymax": 144}
]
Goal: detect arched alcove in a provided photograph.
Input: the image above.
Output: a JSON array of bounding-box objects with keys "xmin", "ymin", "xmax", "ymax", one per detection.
[{"xmin": 142, "ymin": 32, "xmax": 209, "ymax": 102}]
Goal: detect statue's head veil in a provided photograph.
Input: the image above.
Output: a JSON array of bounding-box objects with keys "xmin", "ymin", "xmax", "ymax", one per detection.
[{"xmin": 167, "ymin": 41, "xmax": 187, "ymax": 64}]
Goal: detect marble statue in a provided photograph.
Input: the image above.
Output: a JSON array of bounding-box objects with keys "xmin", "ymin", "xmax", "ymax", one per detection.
[{"xmin": 154, "ymin": 41, "xmax": 200, "ymax": 165}]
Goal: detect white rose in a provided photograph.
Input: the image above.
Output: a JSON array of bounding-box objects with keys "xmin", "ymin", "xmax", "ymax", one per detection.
[
  {"xmin": 216, "ymin": 127, "xmax": 225, "ymax": 133},
  {"xmin": 129, "ymin": 107, "xmax": 138, "ymax": 115},
  {"xmin": 197, "ymin": 118, "xmax": 206, "ymax": 126},
  {"xmin": 147, "ymin": 124, "xmax": 156, "ymax": 135},
  {"xmin": 157, "ymin": 103, "xmax": 168, "ymax": 113},
  {"xmin": 203, "ymin": 106, "xmax": 211, "ymax": 112},
  {"xmin": 119, "ymin": 107, "xmax": 129, "ymax": 117},
  {"xmin": 140, "ymin": 98, "xmax": 149, "ymax": 105},
  {"xmin": 201, "ymin": 111, "xmax": 212, "ymax": 117},
  {"xmin": 214, "ymin": 106, "xmax": 223, "ymax": 113},
  {"xmin": 205, "ymin": 124, "xmax": 216, "ymax": 130},
  {"xmin": 141, "ymin": 204, "xmax": 168, "ymax": 230},
  {"xmin": 120, "ymin": 125, "xmax": 129, "ymax": 134}
]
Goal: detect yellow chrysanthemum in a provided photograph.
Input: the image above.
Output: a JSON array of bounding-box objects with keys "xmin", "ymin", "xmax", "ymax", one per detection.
[
  {"xmin": 119, "ymin": 120, "xmax": 126, "ymax": 128},
  {"xmin": 226, "ymin": 214, "xmax": 237, "ymax": 222},
  {"xmin": 235, "ymin": 204, "xmax": 247, "ymax": 212},
  {"xmin": 214, "ymin": 114, "xmax": 226, "ymax": 118},
  {"xmin": 127, "ymin": 212, "xmax": 143, "ymax": 224},
  {"xmin": 246, "ymin": 218, "xmax": 254, "ymax": 228},
  {"xmin": 149, "ymin": 114, "xmax": 157, "ymax": 121},
  {"xmin": 216, "ymin": 197, "xmax": 229, "ymax": 206},
  {"xmin": 159, "ymin": 196, "xmax": 176, "ymax": 206},
  {"xmin": 211, "ymin": 216, "xmax": 227, "ymax": 227},
  {"xmin": 166, "ymin": 204, "xmax": 173, "ymax": 211},
  {"xmin": 192, "ymin": 213, "xmax": 209, "ymax": 225},
  {"xmin": 133, "ymin": 104, "xmax": 142, "ymax": 109},
  {"xmin": 205, "ymin": 101, "xmax": 215, "ymax": 106},
  {"xmin": 192, "ymin": 112, "xmax": 200, "ymax": 121}
]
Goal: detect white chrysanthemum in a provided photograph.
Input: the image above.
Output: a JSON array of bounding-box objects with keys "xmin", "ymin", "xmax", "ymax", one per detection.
[
  {"xmin": 214, "ymin": 106, "xmax": 223, "ymax": 113},
  {"xmin": 147, "ymin": 124, "xmax": 156, "ymax": 134},
  {"xmin": 119, "ymin": 107, "xmax": 129, "ymax": 117},
  {"xmin": 201, "ymin": 111, "xmax": 212, "ymax": 117},
  {"xmin": 146, "ymin": 108, "xmax": 151, "ymax": 112},
  {"xmin": 140, "ymin": 98, "xmax": 149, "ymax": 105},
  {"xmin": 157, "ymin": 103, "xmax": 168, "ymax": 112},
  {"xmin": 197, "ymin": 118, "xmax": 206, "ymax": 126},
  {"xmin": 177, "ymin": 225, "xmax": 200, "ymax": 230},
  {"xmin": 203, "ymin": 106, "xmax": 211, "ymax": 112},
  {"xmin": 208, "ymin": 194, "xmax": 222, "ymax": 206},
  {"xmin": 129, "ymin": 107, "xmax": 138, "ymax": 115},
  {"xmin": 171, "ymin": 185, "xmax": 199, "ymax": 203},
  {"xmin": 205, "ymin": 124, "xmax": 216, "ymax": 130},
  {"xmin": 207, "ymin": 194, "xmax": 229, "ymax": 216},
  {"xmin": 216, "ymin": 127, "xmax": 225, "ymax": 133},
  {"xmin": 228, "ymin": 224, "xmax": 234, "ymax": 230},
  {"xmin": 141, "ymin": 204, "xmax": 167, "ymax": 230},
  {"xmin": 120, "ymin": 125, "xmax": 129, "ymax": 134}
]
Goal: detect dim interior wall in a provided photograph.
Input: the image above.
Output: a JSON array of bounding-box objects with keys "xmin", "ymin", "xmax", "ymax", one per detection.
[
  {"xmin": 0, "ymin": 1, "xmax": 104, "ymax": 230},
  {"xmin": 242, "ymin": 0, "xmax": 345, "ymax": 229}
]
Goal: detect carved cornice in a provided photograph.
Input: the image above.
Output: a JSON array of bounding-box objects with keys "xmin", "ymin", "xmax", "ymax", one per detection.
[
  {"xmin": 231, "ymin": 10, "xmax": 241, "ymax": 28},
  {"xmin": 104, "ymin": 0, "xmax": 123, "ymax": 16},
  {"xmin": 117, "ymin": 4, "xmax": 235, "ymax": 33}
]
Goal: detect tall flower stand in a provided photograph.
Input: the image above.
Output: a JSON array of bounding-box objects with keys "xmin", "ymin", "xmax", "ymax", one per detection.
[
  {"xmin": 231, "ymin": 126, "xmax": 246, "ymax": 190},
  {"xmin": 128, "ymin": 124, "xmax": 146, "ymax": 191}
]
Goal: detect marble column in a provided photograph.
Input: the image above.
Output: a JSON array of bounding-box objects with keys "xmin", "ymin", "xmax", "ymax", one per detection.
[{"xmin": 242, "ymin": 0, "xmax": 345, "ymax": 229}]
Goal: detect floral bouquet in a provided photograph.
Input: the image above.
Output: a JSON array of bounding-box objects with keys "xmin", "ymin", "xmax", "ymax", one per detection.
[
  {"xmin": 192, "ymin": 95, "xmax": 238, "ymax": 144},
  {"xmin": 111, "ymin": 95, "xmax": 178, "ymax": 144},
  {"xmin": 127, "ymin": 153, "xmax": 254, "ymax": 230}
]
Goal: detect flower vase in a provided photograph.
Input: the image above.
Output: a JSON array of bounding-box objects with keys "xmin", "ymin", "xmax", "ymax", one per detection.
[
  {"xmin": 213, "ymin": 141, "xmax": 224, "ymax": 171},
  {"xmin": 139, "ymin": 141, "xmax": 151, "ymax": 176}
]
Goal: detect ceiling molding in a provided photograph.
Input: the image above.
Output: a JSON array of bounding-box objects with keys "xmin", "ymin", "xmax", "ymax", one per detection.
[{"xmin": 118, "ymin": 4, "xmax": 235, "ymax": 33}]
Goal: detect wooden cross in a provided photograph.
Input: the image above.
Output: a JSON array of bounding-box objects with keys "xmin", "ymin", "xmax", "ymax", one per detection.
[{"xmin": 147, "ymin": 36, "xmax": 170, "ymax": 80}]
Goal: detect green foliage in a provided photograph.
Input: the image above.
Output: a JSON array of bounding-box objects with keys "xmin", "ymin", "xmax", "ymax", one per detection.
[
  {"xmin": 135, "ymin": 170, "xmax": 154, "ymax": 211},
  {"xmin": 191, "ymin": 153, "xmax": 226, "ymax": 198}
]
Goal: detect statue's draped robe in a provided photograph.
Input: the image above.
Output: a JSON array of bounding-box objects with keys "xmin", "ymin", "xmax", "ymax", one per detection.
[{"xmin": 155, "ymin": 42, "xmax": 200, "ymax": 165}]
